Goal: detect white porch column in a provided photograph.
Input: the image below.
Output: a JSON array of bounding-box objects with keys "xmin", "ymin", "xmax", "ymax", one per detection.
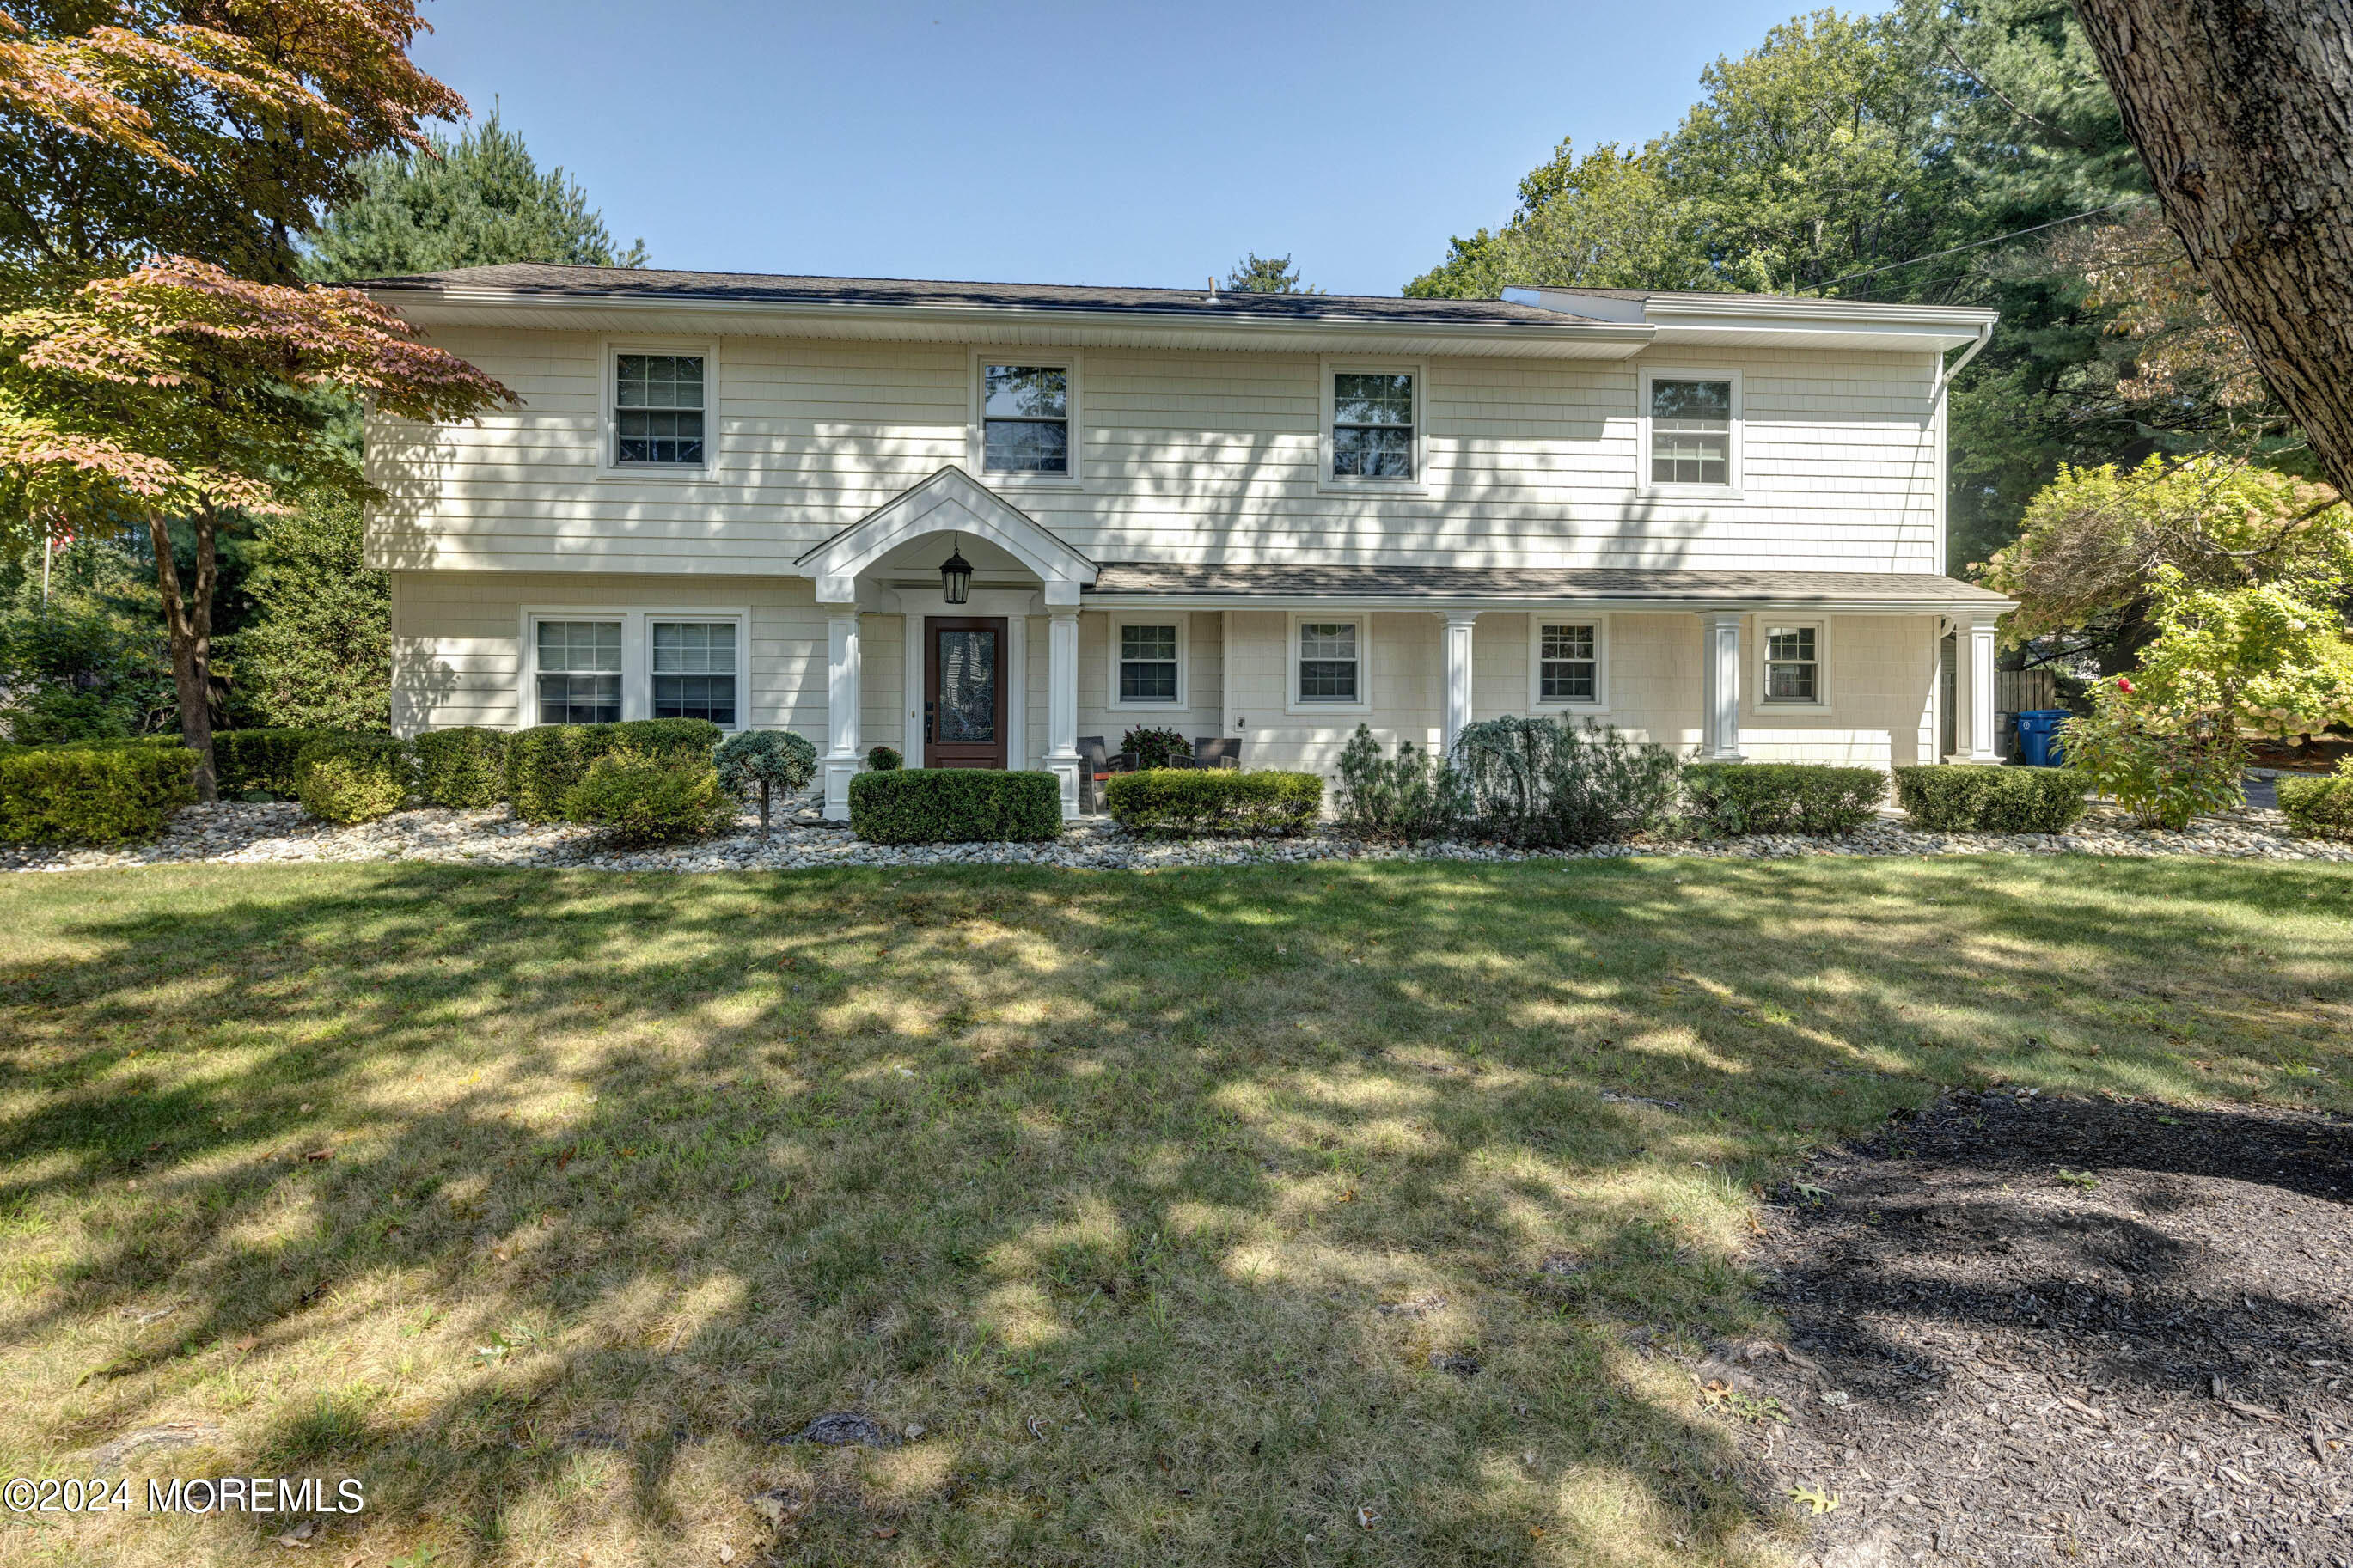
[
  {"xmin": 1046, "ymin": 608, "xmax": 1081, "ymax": 818},
  {"xmin": 1952, "ymin": 613, "xmax": 2002, "ymax": 763},
  {"xmin": 1699, "ymin": 612, "xmax": 1746, "ymax": 762},
  {"xmin": 1440, "ymin": 611, "xmax": 1478, "ymax": 756},
  {"xmin": 821, "ymin": 607, "xmax": 863, "ymax": 820}
]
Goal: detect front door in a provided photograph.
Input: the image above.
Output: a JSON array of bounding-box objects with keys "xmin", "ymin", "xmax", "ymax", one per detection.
[{"xmin": 924, "ymin": 617, "xmax": 1008, "ymax": 768}]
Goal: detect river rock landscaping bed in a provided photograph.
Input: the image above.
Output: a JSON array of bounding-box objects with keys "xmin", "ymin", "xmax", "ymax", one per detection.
[
  {"xmin": 1706, "ymin": 1090, "xmax": 2353, "ymax": 1566},
  {"xmin": 1, "ymin": 796, "xmax": 2349, "ymax": 874}
]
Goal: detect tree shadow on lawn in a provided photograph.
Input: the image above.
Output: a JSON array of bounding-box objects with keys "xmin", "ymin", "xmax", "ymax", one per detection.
[{"xmin": 0, "ymin": 856, "xmax": 2346, "ymax": 1566}]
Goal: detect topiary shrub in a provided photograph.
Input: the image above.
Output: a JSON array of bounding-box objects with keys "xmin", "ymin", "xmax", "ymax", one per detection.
[
  {"xmin": 716, "ymin": 729, "xmax": 818, "ymax": 833},
  {"xmin": 292, "ymin": 736, "xmax": 414, "ymax": 826},
  {"xmin": 505, "ymin": 718, "xmax": 723, "ymax": 821},
  {"xmin": 1682, "ymin": 762, "xmax": 1885, "ymax": 837},
  {"xmin": 413, "ymin": 727, "xmax": 510, "ymax": 808},
  {"xmin": 1121, "ymin": 725, "xmax": 1193, "ymax": 770},
  {"xmin": 560, "ymin": 748, "xmax": 738, "ymax": 846},
  {"xmin": 1335, "ymin": 724, "xmax": 1466, "ymax": 842},
  {"xmin": 865, "ymin": 745, "xmax": 902, "ymax": 772},
  {"xmin": 213, "ymin": 727, "xmax": 364, "ymax": 796},
  {"xmin": 1105, "ymin": 768, "xmax": 1323, "ymax": 838},
  {"xmin": 1892, "ymin": 766, "xmax": 2089, "ymax": 833},
  {"xmin": 0, "ymin": 744, "xmax": 198, "ymax": 845},
  {"xmin": 2278, "ymin": 765, "xmax": 2353, "ymax": 841},
  {"xmin": 849, "ymin": 768, "xmax": 1063, "ymax": 845},
  {"xmin": 1451, "ymin": 716, "xmax": 1684, "ymax": 848}
]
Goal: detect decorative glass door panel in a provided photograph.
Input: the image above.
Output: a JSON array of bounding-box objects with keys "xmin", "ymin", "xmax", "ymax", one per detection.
[{"xmin": 925, "ymin": 617, "xmax": 1008, "ymax": 768}]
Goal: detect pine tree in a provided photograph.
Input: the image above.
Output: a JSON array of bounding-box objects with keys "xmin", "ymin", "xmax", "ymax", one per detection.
[{"xmin": 303, "ymin": 112, "xmax": 648, "ymax": 282}]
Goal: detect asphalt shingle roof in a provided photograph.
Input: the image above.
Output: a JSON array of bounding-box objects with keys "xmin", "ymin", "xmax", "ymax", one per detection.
[{"xmin": 1085, "ymin": 564, "xmax": 2009, "ymax": 605}]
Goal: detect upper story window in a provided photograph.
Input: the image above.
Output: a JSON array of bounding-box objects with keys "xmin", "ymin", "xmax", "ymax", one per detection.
[
  {"xmin": 982, "ymin": 364, "xmax": 1071, "ymax": 474},
  {"xmin": 614, "ymin": 353, "xmax": 706, "ymax": 467},
  {"xmin": 1762, "ymin": 623, "xmax": 1821, "ymax": 704},
  {"xmin": 1117, "ymin": 622, "xmax": 1181, "ymax": 705},
  {"xmin": 1332, "ymin": 371, "xmax": 1415, "ymax": 479},
  {"xmin": 1537, "ymin": 622, "xmax": 1600, "ymax": 704},
  {"xmin": 1647, "ymin": 375, "xmax": 1734, "ymax": 486}
]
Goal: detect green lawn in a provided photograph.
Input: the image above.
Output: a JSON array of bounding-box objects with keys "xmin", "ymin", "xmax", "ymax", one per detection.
[{"xmin": 0, "ymin": 857, "xmax": 2347, "ymax": 1567}]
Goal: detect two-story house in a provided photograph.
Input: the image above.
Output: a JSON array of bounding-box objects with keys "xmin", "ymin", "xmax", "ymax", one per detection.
[{"xmin": 360, "ymin": 265, "xmax": 2015, "ymax": 819}]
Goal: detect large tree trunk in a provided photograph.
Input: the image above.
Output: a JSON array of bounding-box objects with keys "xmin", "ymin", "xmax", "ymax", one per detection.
[
  {"xmin": 148, "ymin": 507, "xmax": 219, "ymax": 803},
  {"xmin": 2072, "ymin": 0, "xmax": 2353, "ymax": 497}
]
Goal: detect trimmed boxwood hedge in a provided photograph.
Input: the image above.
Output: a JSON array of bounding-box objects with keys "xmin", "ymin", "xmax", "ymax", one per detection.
[
  {"xmin": 213, "ymin": 728, "xmax": 367, "ymax": 796},
  {"xmin": 848, "ymin": 768, "xmax": 1062, "ymax": 845},
  {"xmin": 293, "ymin": 736, "xmax": 415, "ymax": 825},
  {"xmin": 1105, "ymin": 768, "xmax": 1324, "ymax": 838},
  {"xmin": 1682, "ymin": 762, "xmax": 1885, "ymax": 837},
  {"xmin": 415, "ymin": 726, "xmax": 510, "ymax": 808},
  {"xmin": 2278, "ymin": 772, "xmax": 2353, "ymax": 841},
  {"xmin": 1892, "ymin": 765, "xmax": 2089, "ymax": 833},
  {"xmin": 0, "ymin": 744, "xmax": 198, "ymax": 845},
  {"xmin": 505, "ymin": 718, "xmax": 723, "ymax": 821}
]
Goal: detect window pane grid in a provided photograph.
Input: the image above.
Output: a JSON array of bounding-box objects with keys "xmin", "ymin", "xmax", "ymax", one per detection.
[
  {"xmin": 1763, "ymin": 625, "xmax": 1818, "ymax": 703},
  {"xmin": 1649, "ymin": 378, "xmax": 1731, "ymax": 485},
  {"xmin": 983, "ymin": 365, "xmax": 1070, "ymax": 474},
  {"xmin": 1333, "ymin": 372, "xmax": 1414, "ymax": 479},
  {"xmin": 1539, "ymin": 623, "xmax": 1598, "ymax": 702},
  {"xmin": 1298, "ymin": 622, "xmax": 1360, "ymax": 702},
  {"xmin": 615, "ymin": 354, "xmax": 706, "ymax": 466},
  {"xmin": 651, "ymin": 621, "xmax": 736, "ymax": 725},
  {"xmin": 535, "ymin": 619, "xmax": 622, "ymax": 727},
  {"xmin": 1118, "ymin": 624, "xmax": 1179, "ymax": 702}
]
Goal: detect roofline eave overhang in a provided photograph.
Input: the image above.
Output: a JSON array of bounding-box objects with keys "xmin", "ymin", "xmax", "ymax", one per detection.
[{"xmin": 1079, "ymin": 591, "xmax": 2018, "ymax": 615}]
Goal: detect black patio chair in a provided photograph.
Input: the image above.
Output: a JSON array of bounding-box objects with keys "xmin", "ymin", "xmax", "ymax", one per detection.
[
  {"xmin": 1077, "ymin": 735, "xmax": 1128, "ymax": 814},
  {"xmin": 1194, "ymin": 737, "xmax": 1241, "ymax": 771}
]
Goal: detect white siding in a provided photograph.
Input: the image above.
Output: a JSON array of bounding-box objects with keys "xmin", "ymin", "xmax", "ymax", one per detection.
[
  {"xmin": 367, "ymin": 332, "xmax": 1942, "ymax": 577},
  {"xmin": 1075, "ymin": 610, "xmax": 1225, "ymax": 757}
]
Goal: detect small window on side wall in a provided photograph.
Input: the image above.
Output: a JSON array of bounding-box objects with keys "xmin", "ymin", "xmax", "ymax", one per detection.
[
  {"xmin": 1297, "ymin": 620, "xmax": 1360, "ymax": 703},
  {"xmin": 1537, "ymin": 623, "xmax": 1600, "ymax": 704},
  {"xmin": 1332, "ymin": 371, "xmax": 1415, "ymax": 479},
  {"xmin": 982, "ymin": 364, "xmax": 1070, "ymax": 474},
  {"xmin": 614, "ymin": 354, "xmax": 706, "ymax": 466},
  {"xmin": 536, "ymin": 620, "xmax": 622, "ymax": 724},
  {"xmin": 1763, "ymin": 624, "xmax": 1820, "ymax": 703},
  {"xmin": 1648, "ymin": 376, "xmax": 1732, "ymax": 485},
  {"xmin": 1118, "ymin": 624, "xmax": 1180, "ymax": 704}
]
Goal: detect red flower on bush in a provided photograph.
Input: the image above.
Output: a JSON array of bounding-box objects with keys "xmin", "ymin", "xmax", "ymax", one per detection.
[{"xmin": 2115, "ymin": 675, "xmax": 2135, "ymax": 693}]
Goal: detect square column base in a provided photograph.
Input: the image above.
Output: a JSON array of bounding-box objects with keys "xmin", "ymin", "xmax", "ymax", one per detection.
[
  {"xmin": 1048, "ymin": 757, "xmax": 1081, "ymax": 820},
  {"xmin": 822, "ymin": 756, "xmax": 860, "ymax": 821}
]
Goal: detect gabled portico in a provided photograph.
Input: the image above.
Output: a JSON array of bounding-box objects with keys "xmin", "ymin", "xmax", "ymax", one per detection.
[{"xmin": 793, "ymin": 467, "xmax": 1097, "ymax": 820}]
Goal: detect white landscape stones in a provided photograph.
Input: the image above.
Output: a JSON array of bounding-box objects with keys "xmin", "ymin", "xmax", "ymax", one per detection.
[{"xmin": 2, "ymin": 795, "xmax": 2345, "ymax": 875}]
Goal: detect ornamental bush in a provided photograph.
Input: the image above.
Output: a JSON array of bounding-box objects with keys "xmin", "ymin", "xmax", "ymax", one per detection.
[
  {"xmin": 1105, "ymin": 768, "xmax": 1323, "ymax": 838},
  {"xmin": 1335, "ymin": 724, "xmax": 1467, "ymax": 842},
  {"xmin": 1451, "ymin": 716, "xmax": 1684, "ymax": 847},
  {"xmin": 214, "ymin": 727, "xmax": 364, "ymax": 796},
  {"xmin": 849, "ymin": 768, "xmax": 1063, "ymax": 845},
  {"xmin": 1121, "ymin": 725, "xmax": 1193, "ymax": 770},
  {"xmin": 414, "ymin": 727, "xmax": 510, "ymax": 808},
  {"xmin": 716, "ymin": 729, "xmax": 818, "ymax": 832},
  {"xmin": 1682, "ymin": 762, "xmax": 1885, "ymax": 837},
  {"xmin": 0, "ymin": 744, "xmax": 197, "ymax": 845},
  {"xmin": 2277, "ymin": 765, "xmax": 2353, "ymax": 841},
  {"xmin": 505, "ymin": 718, "xmax": 723, "ymax": 821},
  {"xmin": 2058, "ymin": 699, "xmax": 2245, "ymax": 830},
  {"xmin": 560, "ymin": 748, "xmax": 738, "ymax": 845},
  {"xmin": 1892, "ymin": 766, "xmax": 2089, "ymax": 833},
  {"xmin": 865, "ymin": 745, "xmax": 902, "ymax": 772},
  {"xmin": 292, "ymin": 736, "xmax": 414, "ymax": 825}
]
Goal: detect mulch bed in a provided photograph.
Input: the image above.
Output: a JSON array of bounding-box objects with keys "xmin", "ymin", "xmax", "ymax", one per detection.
[{"xmin": 1696, "ymin": 1089, "xmax": 2353, "ymax": 1566}]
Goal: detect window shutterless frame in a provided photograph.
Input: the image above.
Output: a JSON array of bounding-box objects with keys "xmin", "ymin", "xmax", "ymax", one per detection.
[
  {"xmin": 1287, "ymin": 613, "xmax": 1372, "ymax": 712},
  {"xmin": 1318, "ymin": 358, "xmax": 1428, "ymax": 493},
  {"xmin": 1527, "ymin": 614, "xmax": 1609, "ymax": 711},
  {"xmin": 969, "ymin": 348, "xmax": 1081, "ymax": 486},
  {"xmin": 1637, "ymin": 365, "xmax": 1741, "ymax": 497},
  {"xmin": 596, "ymin": 338, "xmax": 720, "ymax": 481},
  {"xmin": 517, "ymin": 607, "xmax": 751, "ymax": 728},
  {"xmin": 1754, "ymin": 616, "xmax": 1831, "ymax": 711},
  {"xmin": 1108, "ymin": 614, "xmax": 1187, "ymax": 710}
]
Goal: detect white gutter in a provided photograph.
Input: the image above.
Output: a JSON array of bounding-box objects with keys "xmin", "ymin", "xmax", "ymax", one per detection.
[{"xmin": 1933, "ymin": 320, "xmax": 1995, "ymax": 404}]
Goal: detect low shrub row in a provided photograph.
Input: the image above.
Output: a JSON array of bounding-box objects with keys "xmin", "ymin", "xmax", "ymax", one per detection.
[
  {"xmin": 415, "ymin": 726, "xmax": 509, "ymax": 808},
  {"xmin": 1683, "ymin": 761, "xmax": 1886, "ymax": 837},
  {"xmin": 506, "ymin": 718, "xmax": 724, "ymax": 821},
  {"xmin": 294, "ymin": 737, "xmax": 414, "ymax": 825},
  {"xmin": 2278, "ymin": 768, "xmax": 2353, "ymax": 841},
  {"xmin": 0, "ymin": 745, "xmax": 198, "ymax": 845},
  {"xmin": 562, "ymin": 748, "xmax": 739, "ymax": 845},
  {"xmin": 850, "ymin": 767, "xmax": 1064, "ymax": 845},
  {"xmin": 1892, "ymin": 765, "xmax": 2089, "ymax": 833},
  {"xmin": 1106, "ymin": 768, "xmax": 1324, "ymax": 838},
  {"xmin": 213, "ymin": 728, "xmax": 370, "ymax": 796}
]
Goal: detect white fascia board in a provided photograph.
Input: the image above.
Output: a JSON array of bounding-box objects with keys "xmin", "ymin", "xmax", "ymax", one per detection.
[{"xmin": 1080, "ymin": 591, "xmax": 2020, "ymax": 614}]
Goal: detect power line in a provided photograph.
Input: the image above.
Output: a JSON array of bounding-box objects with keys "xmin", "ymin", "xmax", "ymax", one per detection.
[{"xmin": 1812, "ymin": 203, "xmax": 2133, "ymax": 292}]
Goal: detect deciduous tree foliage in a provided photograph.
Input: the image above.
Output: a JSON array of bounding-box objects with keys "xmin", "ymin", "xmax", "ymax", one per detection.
[{"xmin": 1223, "ymin": 253, "xmax": 1317, "ymax": 294}]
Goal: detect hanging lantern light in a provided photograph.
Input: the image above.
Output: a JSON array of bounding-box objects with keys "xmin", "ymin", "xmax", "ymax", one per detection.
[{"xmin": 938, "ymin": 533, "xmax": 973, "ymax": 605}]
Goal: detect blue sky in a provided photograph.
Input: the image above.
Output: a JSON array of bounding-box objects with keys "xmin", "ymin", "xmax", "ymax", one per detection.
[{"xmin": 409, "ymin": 0, "xmax": 1807, "ymax": 297}]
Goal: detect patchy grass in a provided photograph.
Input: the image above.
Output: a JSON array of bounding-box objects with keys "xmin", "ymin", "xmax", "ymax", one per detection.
[{"xmin": 0, "ymin": 857, "xmax": 2346, "ymax": 1567}]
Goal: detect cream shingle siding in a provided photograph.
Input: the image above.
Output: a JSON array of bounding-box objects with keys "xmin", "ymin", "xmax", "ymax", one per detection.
[{"xmin": 366, "ymin": 331, "xmax": 1942, "ymax": 575}]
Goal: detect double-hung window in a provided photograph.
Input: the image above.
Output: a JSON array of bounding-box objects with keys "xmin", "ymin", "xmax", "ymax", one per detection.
[
  {"xmin": 651, "ymin": 621, "xmax": 737, "ymax": 726},
  {"xmin": 1296, "ymin": 620, "xmax": 1361, "ymax": 704},
  {"xmin": 1537, "ymin": 622, "xmax": 1601, "ymax": 704},
  {"xmin": 614, "ymin": 353, "xmax": 706, "ymax": 467},
  {"xmin": 982, "ymin": 364, "xmax": 1071, "ymax": 474},
  {"xmin": 1331, "ymin": 371, "xmax": 1415, "ymax": 479},
  {"xmin": 535, "ymin": 620, "xmax": 622, "ymax": 724},
  {"xmin": 1647, "ymin": 375, "xmax": 1733, "ymax": 486},
  {"xmin": 1763, "ymin": 624, "xmax": 1821, "ymax": 704},
  {"xmin": 1117, "ymin": 622, "xmax": 1181, "ymax": 705}
]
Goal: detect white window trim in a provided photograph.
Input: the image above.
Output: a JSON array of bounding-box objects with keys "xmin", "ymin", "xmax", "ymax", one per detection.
[
  {"xmin": 1286, "ymin": 611, "xmax": 1372, "ymax": 714},
  {"xmin": 1526, "ymin": 613, "xmax": 1610, "ymax": 713},
  {"xmin": 1638, "ymin": 365, "xmax": 1743, "ymax": 499},
  {"xmin": 517, "ymin": 606, "xmax": 751, "ymax": 729},
  {"xmin": 596, "ymin": 337, "xmax": 721, "ymax": 482},
  {"xmin": 969, "ymin": 348, "xmax": 1083, "ymax": 488},
  {"xmin": 1318, "ymin": 357, "xmax": 1430, "ymax": 495},
  {"xmin": 1751, "ymin": 614, "xmax": 1832, "ymax": 714},
  {"xmin": 1107, "ymin": 613, "xmax": 1189, "ymax": 711}
]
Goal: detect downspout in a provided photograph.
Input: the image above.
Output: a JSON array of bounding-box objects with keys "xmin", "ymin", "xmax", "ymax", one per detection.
[{"xmin": 1933, "ymin": 320, "xmax": 1993, "ymax": 406}]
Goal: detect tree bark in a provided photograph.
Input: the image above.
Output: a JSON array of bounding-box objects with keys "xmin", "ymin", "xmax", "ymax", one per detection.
[
  {"xmin": 148, "ymin": 506, "xmax": 219, "ymax": 802},
  {"xmin": 2072, "ymin": 0, "xmax": 2353, "ymax": 497}
]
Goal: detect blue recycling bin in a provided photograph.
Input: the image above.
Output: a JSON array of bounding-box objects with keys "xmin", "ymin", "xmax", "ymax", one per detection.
[{"xmin": 2014, "ymin": 709, "xmax": 2072, "ymax": 767}]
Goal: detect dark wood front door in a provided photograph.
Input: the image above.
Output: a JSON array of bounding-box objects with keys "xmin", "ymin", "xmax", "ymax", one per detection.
[{"xmin": 924, "ymin": 617, "xmax": 1008, "ymax": 769}]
